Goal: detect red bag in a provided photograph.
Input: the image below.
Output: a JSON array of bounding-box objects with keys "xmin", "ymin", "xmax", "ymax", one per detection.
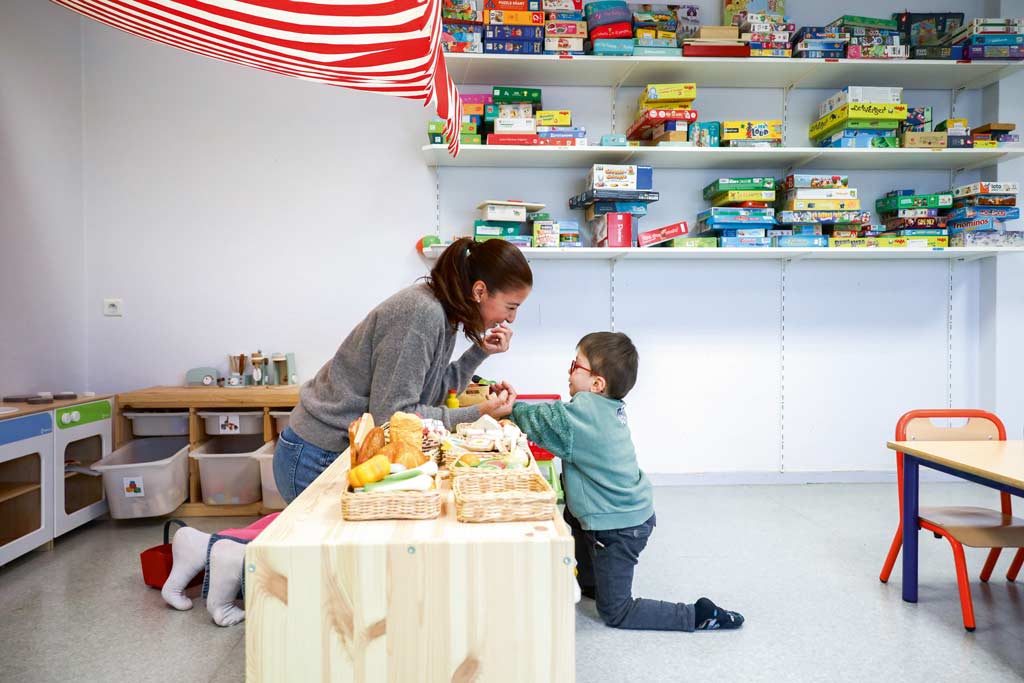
[{"xmin": 140, "ymin": 519, "xmax": 204, "ymax": 589}]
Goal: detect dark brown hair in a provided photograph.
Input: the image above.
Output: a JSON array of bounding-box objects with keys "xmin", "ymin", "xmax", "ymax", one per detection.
[
  {"xmin": 577, "ymin": 332, "xmax": 639, "ymax": 399},
  {"xmin": 426, "ymin": 238, "xmax": 533, "ymax": 342}
]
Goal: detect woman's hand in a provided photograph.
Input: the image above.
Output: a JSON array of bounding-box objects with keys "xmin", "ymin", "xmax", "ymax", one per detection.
[
  {"xmin": 481, "ymin": 323, "xmax": 512, "ymax": 355},
  {"xmin": 479, "ymin": 389, "xmax": 515, "ymax": 419}
]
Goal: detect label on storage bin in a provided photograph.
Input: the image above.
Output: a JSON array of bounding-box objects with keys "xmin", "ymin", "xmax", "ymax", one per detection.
[
  {"xmin": 123, "ymin": 477, "xmax": 145, "ymax": 497},
  {"xmin": 216, "ymin": 414, "xmax": 242, "ymax": 434}
]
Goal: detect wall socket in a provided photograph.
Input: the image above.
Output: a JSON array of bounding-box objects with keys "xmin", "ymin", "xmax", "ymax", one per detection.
[{"xmin": 103, "ymin": 298, "xmax": 124, "ymax": 317}]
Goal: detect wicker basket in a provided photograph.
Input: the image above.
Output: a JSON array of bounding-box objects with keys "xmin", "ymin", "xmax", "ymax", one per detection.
[
  {"xmin": 449, "ymin": 450, "xmax": 539, "ymax": 481},
  {"xmin": 341, "ymin": 486, "xmax": 442, "ymax": 521},
  {"xmin": 453, "ymin": 472, "xmax": 555, "ymax": 523}
]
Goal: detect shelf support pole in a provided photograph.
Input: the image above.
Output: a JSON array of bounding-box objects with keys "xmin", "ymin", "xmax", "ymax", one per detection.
[{"xmin": 433, "ymin": 165, "xmax": 441, "ymax": 237}]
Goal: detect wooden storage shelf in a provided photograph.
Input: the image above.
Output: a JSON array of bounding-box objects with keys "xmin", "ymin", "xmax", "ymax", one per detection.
[
  {"xmin": 444, "ymin": 53, "xmax": 1024, "ymax": 90},
  {"xmin": 115, "ymin": 386, "xmax": 300, "ymax": 517},
  {"xmin": 0, "ymin": 482, "xmax": 41, "ymax": 505}
]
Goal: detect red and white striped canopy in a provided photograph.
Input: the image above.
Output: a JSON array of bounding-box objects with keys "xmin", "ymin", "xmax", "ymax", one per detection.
[{"xmin": 52, "ymin": 0, "xmax": 463, "ymax": 155}]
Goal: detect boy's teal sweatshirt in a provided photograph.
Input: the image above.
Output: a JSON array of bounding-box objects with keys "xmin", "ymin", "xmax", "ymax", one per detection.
[{"xmin": 511, "ymin": 392, "xmax": 653, "ymax": 531}]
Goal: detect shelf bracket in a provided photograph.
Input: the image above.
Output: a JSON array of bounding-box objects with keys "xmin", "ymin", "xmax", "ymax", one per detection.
[
  {"xmin": 946, "ymin": 258, "xmax": 954, "ymax": 410},
  {"xmin": 793, "ymin": 150, "xmax": 824, "ymax": 170},
  {"xmin": 433, "ymin": 165, "xmax": 441, "ymax": 237},
  {"xmin": 610, "ymin": 62, "xmax": 640, "ymax": 135},
  {"xmin": 609, "ymin": 258, "xmax": 618, "ymax": 332},
  {"xmin": 782, "ymin": 84, "xmax": 794, "ymax": 147}
]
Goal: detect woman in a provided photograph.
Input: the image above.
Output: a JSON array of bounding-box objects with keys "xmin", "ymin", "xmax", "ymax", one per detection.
[{"xmin": 274, "ymin": 237, "xmax": 532, "ymax": 502}]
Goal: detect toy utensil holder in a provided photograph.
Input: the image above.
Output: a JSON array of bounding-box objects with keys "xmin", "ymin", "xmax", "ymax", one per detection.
[
  {"xmin": 227, "ymin": 354, "xmax": 246, "ymax": 388},
  {"xmin": 250, "ymin": 352, "xmax": 268, "ymax": 386}
]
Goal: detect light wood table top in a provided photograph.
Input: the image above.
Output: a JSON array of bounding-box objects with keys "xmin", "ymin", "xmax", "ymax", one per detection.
[
  {"xmin": 0, "ymin": 394, "xmax": 114, "ymax": 421},
  {"xmin": 117, "ymin": 385, "xmax": 299, "ymax": 409},
  {"xmin": 256, "ymin": 448, "xmax": 572, "ymax": 548},
  {"xmin": 888, "ymin": 440, "xmax": 1024, "ymax": 491}
]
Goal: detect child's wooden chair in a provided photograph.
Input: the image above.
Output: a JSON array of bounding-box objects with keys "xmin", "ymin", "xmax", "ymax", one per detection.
[{"xmin": 880, "ymin": 409, "xmax": 1024, "ymax": 630}]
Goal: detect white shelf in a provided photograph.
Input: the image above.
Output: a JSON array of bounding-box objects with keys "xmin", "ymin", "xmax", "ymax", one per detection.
[
  {"xmin": 423, "ymin": 245, "xmax": 1024, "ymax": 261},
  {"xmin": 422, "ymin": 144, "xmax": 1024, "ymax": 171},
  {"xmin": 444, "ymin": 54, "xmax": 1024, "ymax": 91}
]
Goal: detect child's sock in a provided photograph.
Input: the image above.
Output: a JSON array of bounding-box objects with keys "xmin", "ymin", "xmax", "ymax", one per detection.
[
  {"xmin": 694, "ymin": 597, "xmax": 745, "ymax": 631},
  {"xmin": 206, "ymin": 538, "xmax": 247, "ymax": 627},
  {"xmin": 161, "ymin": 527, "xmax": 211, "ymax": 610}
]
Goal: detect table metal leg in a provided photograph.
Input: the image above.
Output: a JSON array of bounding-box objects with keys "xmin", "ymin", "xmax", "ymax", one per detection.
[{"xmin": 902, "ymin": 454, "xmax": 919, "ymax": 603}]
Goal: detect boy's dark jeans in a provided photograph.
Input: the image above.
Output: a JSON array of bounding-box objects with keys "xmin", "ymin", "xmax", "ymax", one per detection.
[{"xmin": 564, "ymin": 506, "xmax": 696, "ymax": 632}]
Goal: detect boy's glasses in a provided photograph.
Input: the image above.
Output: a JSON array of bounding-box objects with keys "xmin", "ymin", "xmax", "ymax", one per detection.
[{"xmin": 569, "ymin": 360, "xmax": 593, "ymax": 375}]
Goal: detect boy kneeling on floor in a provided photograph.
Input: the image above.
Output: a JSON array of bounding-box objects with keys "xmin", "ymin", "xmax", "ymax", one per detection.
[{"xmin": 511, "ymin": 332, "xmax": 744, "ymax": 631}]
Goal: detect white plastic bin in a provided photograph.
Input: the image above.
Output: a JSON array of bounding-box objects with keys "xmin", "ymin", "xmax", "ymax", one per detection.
[
  {"xmin": 123, "ymin": 411, "xmax": 190, "ymax": 436},
  {"xmin": 269, "ymin": 410, "xmax": 291, "ymax": 434},
  {"xmin": 197, "ymin": 410, "xmax": 263, "ymax": 436},
  {"xmin": 190, "ymin": 435, "xmax": 266, "ymax": 505},
  {"xmin": 255, "ymin": 443, "xmax": 285, "ymax": 510},
  {"xmin": 91, "ymin": 437, "xmax": 189, "ymax": 518}
]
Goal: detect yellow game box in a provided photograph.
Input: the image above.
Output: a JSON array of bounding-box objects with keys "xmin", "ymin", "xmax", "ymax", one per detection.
[
  {"xmin": 536, "ymin": 110, "xmax": 572, "ymax": 126},
  {"xmin": 711, "ymin": 190, "xmax": 776, "ymax": 206},
  {"xmin": 640, "ymin": 83, "xmax": 697, "ymax": 103},
  {"xmin": 810, "ymin": 102, "xmax": 910, "ymax": 140},
  {"xmin": 721, "ymin": 120, "xmax": 783, "ymax": 141}
]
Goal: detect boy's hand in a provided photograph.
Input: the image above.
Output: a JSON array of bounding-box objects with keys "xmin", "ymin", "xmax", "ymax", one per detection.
[
  {"xmin": 479, "ymin": 389, "xmax": 515, "ymax": 419},
  {"xmin": 489, "ymin": 380, "xmax": 516, "ymax": 398},
  {"xmin": 481, "ymin": 323, "xmax": 512, "ymax": 355}
]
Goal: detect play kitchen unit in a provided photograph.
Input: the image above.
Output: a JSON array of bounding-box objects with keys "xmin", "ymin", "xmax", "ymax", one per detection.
[
  {"xmin": 0, "ymin": 395, "xmax": 113, "ymax": 566},
  {"xmin": 112, "ymin": 385, "xmax": 299, "ymax": 517}
]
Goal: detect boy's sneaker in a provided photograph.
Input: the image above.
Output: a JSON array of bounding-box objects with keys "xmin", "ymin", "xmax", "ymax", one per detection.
[{"xmin": 694, "ymin": 597, "xmax": 744, "ymax": 631}]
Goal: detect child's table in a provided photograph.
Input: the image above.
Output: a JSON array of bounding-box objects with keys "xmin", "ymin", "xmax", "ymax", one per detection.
[{"xmin": 245, "ymin": 450, "xmax": 576, "ymax": 682}]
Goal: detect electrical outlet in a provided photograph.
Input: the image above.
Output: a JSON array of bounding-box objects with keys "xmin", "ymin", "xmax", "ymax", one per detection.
[{"xmin": 103, "ymin": 298, "xmax": 124, "ymax": 317}]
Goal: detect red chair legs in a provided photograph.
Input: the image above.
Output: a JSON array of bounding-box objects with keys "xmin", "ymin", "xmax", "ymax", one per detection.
[
  {"xmin": 1008, "ymin": 549, "xmax": 1024, "ymax": 582},
  {"xmin": 948, "ymin": 538, "xmax": 977, "ymax": 631},
  {"xmin": 980, "ymin": 548, "xmax": 1002, "ymax": 582},
  {"xmin": 880, "ymin": 525, "xmax": 903, "ymax": 583}
]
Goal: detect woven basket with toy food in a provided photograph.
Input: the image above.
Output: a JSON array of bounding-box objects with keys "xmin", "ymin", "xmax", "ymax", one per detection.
[
  {"xmin": 341, "ymin": 411, "xmax": 447, "ymax": 520},
  {"xmin": 442, "ymin": 415, "xmax": 539, "ymax": 480},
  {"xmin": 453, "ymin": 470, "xmax": 556, "ymax": 523}
]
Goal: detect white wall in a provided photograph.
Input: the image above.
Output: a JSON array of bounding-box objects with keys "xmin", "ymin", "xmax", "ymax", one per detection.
[
  {"xmin": 82, "ymin": 24, "xmax": 437, "ymax": 392},
  {"xmin": 69, "ymin": 1, "xmax": 1024, "ymax": 477},
  {"xmin": 0, "ymin": 0, "xmax": 87, "ymax": 394}
]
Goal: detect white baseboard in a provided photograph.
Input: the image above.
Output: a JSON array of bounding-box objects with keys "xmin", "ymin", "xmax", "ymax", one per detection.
[{"xmin": 648, "ymin": 470, "xmax": 966, "ymax": 486}]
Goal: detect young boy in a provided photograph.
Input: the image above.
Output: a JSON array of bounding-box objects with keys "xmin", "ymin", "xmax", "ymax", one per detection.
[{"xmin": 511, "ymin": 332, "xmax": 744, "ymax": 632}]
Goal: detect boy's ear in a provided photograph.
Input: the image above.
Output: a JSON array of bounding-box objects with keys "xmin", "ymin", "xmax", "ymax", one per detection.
[{"xmin": 591, "ymin": 374, "xmax": 607, "ymax": 396}]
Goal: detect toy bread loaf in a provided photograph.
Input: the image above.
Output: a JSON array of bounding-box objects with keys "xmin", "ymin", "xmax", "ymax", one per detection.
[
  {"xmin": 358, "ymin": 426, "xmax": 386, "ymax": 465},
  {"xmin": 389, "ymin": 412, "xmax": 424, "ymax": 452},
  {"xmin": 348, "ymin": 413, "xmax": 375, "ymax": 467}
]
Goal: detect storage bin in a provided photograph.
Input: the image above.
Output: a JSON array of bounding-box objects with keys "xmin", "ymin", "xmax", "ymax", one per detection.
[
  {"xmin": 123, "ymin": 411, "xmax": 190, "ymax": 436},
  {"xmin": 269, "ymin": 410, "xmax": 291, "ymax": 433},
  {"xmin": 255, "ymin": 445, "xmax": 285, "ymax": 510},
  {"xmin": 92, "ymin": 437, "xmax": 189, "ymax": 518},
  {"xmin": 190, "ymin": 435, "xmax": 268, "ymax": 505},
  {"xmin": 197, "ymin": 411, "xmax": 263, "ymax": 436}
]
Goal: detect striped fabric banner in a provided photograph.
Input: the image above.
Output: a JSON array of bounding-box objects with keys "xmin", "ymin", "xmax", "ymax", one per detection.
[{"xmin": 52, "ymin": 0, "xmax": 463, "ymax": 155}]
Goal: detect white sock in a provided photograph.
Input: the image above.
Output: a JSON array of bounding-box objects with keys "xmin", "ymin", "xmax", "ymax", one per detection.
[
  {"xmin": 206, "ymin": 538, "xmax": 247, "ymax": 627},
  {"xmin": 161, "ymin": 527, "xmax": 211, "ymax": 611}
]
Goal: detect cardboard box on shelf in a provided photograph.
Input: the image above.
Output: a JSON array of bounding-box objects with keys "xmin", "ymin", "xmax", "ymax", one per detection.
[
  {"xmin": 638, "ymin": 221, "xmax": 689, "ymax": 247},
  {"xmin": 721, "ymin": 120, "xmax": 783, "ymax": 141},
  {"xmin": 591, "ymin": 212, "xmax": 634, "ymax": 247},
  {"xmin": 901, "ymin": 132, "xmax": 947, "ymax": 148}
]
